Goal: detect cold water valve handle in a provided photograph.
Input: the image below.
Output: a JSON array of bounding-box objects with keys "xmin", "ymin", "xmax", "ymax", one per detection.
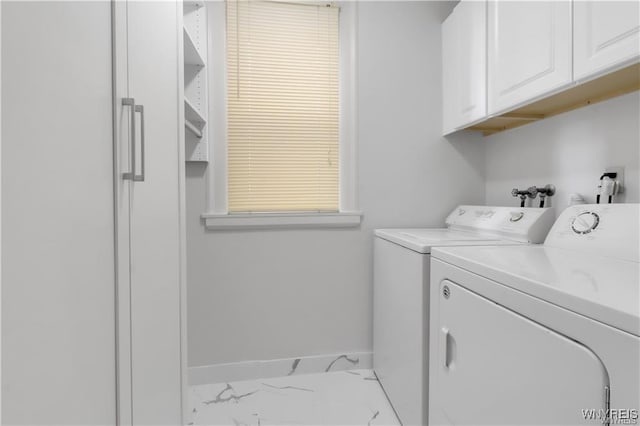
[
  {"xmin": 536, "ymin": 184, "xmax": 556, "ymax": 208},
  {"xmin": 512, "ymin": 188, "xmax": 531, "ymax": 207}
]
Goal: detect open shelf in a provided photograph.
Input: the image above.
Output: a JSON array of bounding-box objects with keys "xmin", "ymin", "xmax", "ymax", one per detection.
[
  {"xmin": 183, "ymin": 1, "xmax": 209, "ymax": 162},
  {"xmin": 184, "ymin": 97, "xmax": 205, "ymax": 138},
  {"xmin": 183, "ymin": 27, "xmax": 205, "ymax": 67},
  {"xmin": 468, "ymin": 63, "xmax": 640, "ymax": 136},
  {"xmin": 184, "ymin": 97, "xmax": 206, "ymax": 124}
]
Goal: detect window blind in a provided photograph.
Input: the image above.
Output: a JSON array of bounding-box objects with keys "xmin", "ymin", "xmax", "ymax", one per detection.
[{"xmin": 226, "ymin": 0, "xmax": 340, "ymax": 213}]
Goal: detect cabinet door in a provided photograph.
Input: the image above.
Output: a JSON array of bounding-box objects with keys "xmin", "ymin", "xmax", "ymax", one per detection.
[
  {"xmin": 574, "ymin": 1, "xmax": 640, "ymax": 81},
  {"xmin": 113, "ymin": 1, "xmax": 185, "ymax": 424},
  {"xmin": 442, "ymin": 0, "xmax": 486, "ymax": 135},
  {"xmin": 2, "ymin": 2, "xmax": 116, "ymax": 424},
  {"xmin": 441, "ymin": 8, "xmax": 459, "ymax": 135},
  {"xmin": 128, "ymin": 1, "xmax": 184, "ymax": 424},
  {"xmin": 488, "ymin": 1, "xmax": 572, "ymax": 115},
  {"xmin": 430, "ymin": 280, "xmax": 607, "ymax": 425}
]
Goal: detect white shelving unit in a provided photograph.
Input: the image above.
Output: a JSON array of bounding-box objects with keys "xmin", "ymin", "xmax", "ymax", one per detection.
[
  {"xmin": 185, "ymin": 95, "xmax": 205, "ymax": 121},
  {"xmin": 183, "ymin": 0, "xmax": 209, "ymax": 162},
  {"xmin": 184, "ymin": 27, "xmax": 205, "ymax": 67}
]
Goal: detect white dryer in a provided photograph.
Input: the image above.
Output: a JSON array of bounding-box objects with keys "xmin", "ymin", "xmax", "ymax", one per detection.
[
  {"xmin": 373, "ymin": 205, "xmax": 555, "ymax": 426},
  {"xmin": 429, "ymin": 204, "xmax": 639, "ymax": 425}
]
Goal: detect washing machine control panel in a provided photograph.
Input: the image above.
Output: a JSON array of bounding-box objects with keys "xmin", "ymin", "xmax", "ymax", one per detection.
[{"xmin": 446, "ymin": 206, "xmax": 556, "ymax": 244}]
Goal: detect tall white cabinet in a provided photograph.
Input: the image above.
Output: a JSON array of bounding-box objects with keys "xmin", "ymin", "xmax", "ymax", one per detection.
[
  {"xmin": 113, "ymin": 1, "xmax": 186, "ymax": 424},
  {"xmin": 442, "ymin": 0, "xmax": 486, "ymax": 135},
  {"xmin": 573, "ymin": 1, "xmax": 640, "ymax": 81},
  {"xmin": 487, "ymin": 1, "xmax": 572, "ymax": 115},
  {"xmin": 2, "ymin": 2, "xmax": 116, "ymax": 423},
  {"xmin": 2, "ymin": 1, "xmax": 186, "ymax": 424}
]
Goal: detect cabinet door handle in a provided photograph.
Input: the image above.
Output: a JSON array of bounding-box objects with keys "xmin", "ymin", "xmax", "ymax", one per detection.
[
  {"xmin": 133, "ymin": 104, "xmax": 145, "ymax": 182},
  {"xmin": 122, "ymin": 98, "xmax": 136, "ymax": 180}
]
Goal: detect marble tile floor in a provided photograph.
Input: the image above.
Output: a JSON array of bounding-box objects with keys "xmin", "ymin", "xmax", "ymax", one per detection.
[{"xmin": 189, "ymin": 369, "xmax": 401, "ymax": 426}]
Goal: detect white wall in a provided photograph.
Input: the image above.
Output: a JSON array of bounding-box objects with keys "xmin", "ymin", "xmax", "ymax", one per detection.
[
  {"xmin": 485, "ymin": 92, "xmax": 640, "ymax": 213},
  {"xmin": 186, "ymin": 1, "xmax": 485, "ymax": 368}
]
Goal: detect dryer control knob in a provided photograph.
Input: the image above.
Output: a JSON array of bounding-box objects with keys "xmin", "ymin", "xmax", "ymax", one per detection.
[
  {"xmin": 510, "ymin": 212, "xmax": 524, "ymax": 222},
  {"xmin": 571, "ymin": 212, "xmax": 600, "ymax": 234}
]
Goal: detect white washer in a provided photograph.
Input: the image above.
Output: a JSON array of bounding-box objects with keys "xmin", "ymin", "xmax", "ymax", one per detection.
[
  {"xmin": 429, "ymin": 204, "xmax": 639, "ymax": 425},
  {"xmin": 373, "ymin": 205, "xmax": 555, "ymax": 426}
]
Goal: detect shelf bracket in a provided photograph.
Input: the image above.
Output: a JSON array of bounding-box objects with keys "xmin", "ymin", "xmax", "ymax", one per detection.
[{"xmin": 185, "ymin": 120, "xmax": 203, "ymax": 138}]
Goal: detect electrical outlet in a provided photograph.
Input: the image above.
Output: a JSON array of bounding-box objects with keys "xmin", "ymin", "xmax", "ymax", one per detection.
[{"xmin": 605, "ymin": 166, "xmax": 624, "ymax": 194}]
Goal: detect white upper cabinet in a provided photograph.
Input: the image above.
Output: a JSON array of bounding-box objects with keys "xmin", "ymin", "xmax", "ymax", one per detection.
[
  {"xmin": 442, "ymin": 8, "xmax": 458, "ymax": 135},
  {"xmin": 441, "ymin": 0, "xmax": 639, "ymax": 136},
  {"xmin": 573, "ymin": 1, "xmax": 640, "ymax": 81},
  {"xmin": 487, "ymin": 1, "xmax": 572, "ymax": 115},
  {"xmin": 442, "ymin": 0, "xmax": 487, "ymax": 135}
]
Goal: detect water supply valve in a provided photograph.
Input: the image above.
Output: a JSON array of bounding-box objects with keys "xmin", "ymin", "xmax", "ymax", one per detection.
[
  {"xmin": 536, "ymin": 184, "xmax": 556, "ymax": 208},
  {"xmin": 511, "ymin": 188, "xmax": 530, "ymax": 207},
  {"xmin": 512, "ymin": 185, "xmax": 555, "ymax": 208}
]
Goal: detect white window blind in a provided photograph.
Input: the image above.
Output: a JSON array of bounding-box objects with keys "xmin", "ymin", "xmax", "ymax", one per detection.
[{"xmin": 226, "ymin": 0, "xmax": 340, "ymax": 213}]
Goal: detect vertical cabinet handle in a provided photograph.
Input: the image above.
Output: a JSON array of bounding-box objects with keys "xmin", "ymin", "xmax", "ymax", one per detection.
[
  {"xmin": 121, "ymin": 98, "xmax": 145, "ymax": 182},
  {"xmin": 134, "ymin": 104, "xmax": 145, "ymax": 182},
  {"xmin": 122, "ymin": 98, "xmax": 136, "ymax": 180}
]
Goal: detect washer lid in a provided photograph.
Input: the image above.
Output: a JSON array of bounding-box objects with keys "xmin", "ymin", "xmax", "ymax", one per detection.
[
  {"xmin": 374, "ymin": 228, "xmax": 514, "ymax": 254},
  {"xmin": 432, "ymin": 244, "xmax": 640, "ymax": 337}
]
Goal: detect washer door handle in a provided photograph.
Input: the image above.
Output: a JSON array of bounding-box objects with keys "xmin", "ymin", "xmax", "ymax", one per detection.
[{"xmin": 441, "ymin": 327, "xmax": 456, "ymax": 369}]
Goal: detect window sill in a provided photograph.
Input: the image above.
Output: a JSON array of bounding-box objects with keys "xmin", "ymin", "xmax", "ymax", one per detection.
[{"xmin": 201, "ymin": 211, "xmax": 362, "ymax": 230}]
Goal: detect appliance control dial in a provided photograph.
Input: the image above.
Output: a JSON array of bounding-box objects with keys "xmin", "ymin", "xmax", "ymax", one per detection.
[
  {"xmin": 571, "ymin": 212, "xmax": 600, "ymax": 235},
  {"xmin": 509, "ymin": 212, "xmax": 524, "ymax": 222}
]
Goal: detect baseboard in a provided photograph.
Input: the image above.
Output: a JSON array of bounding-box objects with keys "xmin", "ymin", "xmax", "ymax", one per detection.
[{"xmin": 189, "ymin": 352, "xmax": 373, "ymax": 385}]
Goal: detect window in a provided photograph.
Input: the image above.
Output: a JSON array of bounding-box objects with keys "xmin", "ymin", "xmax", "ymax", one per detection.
[
  {"xmin": 204, "ymin": 0, "xmax": 359, "ymax": 229},
  {"xmin": 227, "ymin": 0, "xmax": 339, "ymax": 213}
]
